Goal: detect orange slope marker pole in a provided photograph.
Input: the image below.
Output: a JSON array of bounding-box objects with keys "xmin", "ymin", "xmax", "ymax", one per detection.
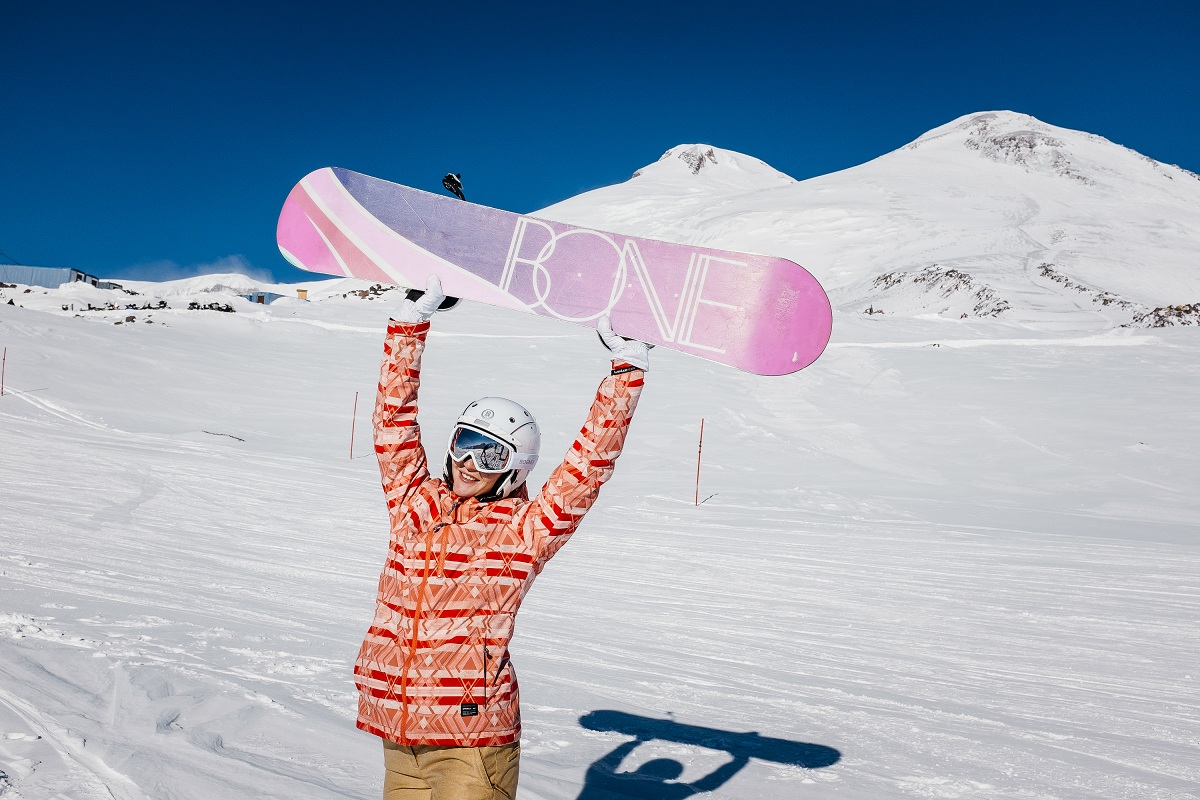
[{"xmin": 695, "ymin": 418, "xmax": 705, "ymax": 506}]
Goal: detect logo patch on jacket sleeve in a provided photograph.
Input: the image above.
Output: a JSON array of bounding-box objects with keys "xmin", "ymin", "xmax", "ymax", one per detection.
[{"xmin": 460, "ymin": 703, "xmax": 479, "ymax": 717}]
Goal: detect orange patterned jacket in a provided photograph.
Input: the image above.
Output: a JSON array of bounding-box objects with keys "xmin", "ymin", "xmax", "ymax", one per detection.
[{"xmin": 355, "ymin": 319, "xmax": 644, "ymax": 746}]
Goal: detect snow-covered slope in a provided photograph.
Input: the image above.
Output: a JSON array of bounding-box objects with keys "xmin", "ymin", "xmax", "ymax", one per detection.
[
  {"xmin": 2, "ymin": 278, "xmax": 1199, "ymax": 799},
  {"xmin": 539, "ymin": 112, "xmax": 1200, "ymax": 329},
  {"xmin": 2, "ymin": 115, "xmax": 1198, "ymax": 797}
]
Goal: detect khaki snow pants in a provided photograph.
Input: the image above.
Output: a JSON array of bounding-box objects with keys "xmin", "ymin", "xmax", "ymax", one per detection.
[{"xmin": 382, "ymin": 738, "xmax": 520, "ymax": 800}]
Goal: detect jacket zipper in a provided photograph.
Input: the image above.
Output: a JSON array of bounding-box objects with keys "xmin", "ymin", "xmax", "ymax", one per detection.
[
  {"xmin": 399, "ymin": 497, "xmax": 463, "ymax": 741},
  {"xmin": 482, "ymin": 644, "xmax": 490, "ymax": 707}
]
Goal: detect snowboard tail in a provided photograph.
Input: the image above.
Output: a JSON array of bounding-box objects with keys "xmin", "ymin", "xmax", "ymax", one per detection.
[{"xmin": 277, "ymin": 167, "xmax": 832, "ymax": 375}]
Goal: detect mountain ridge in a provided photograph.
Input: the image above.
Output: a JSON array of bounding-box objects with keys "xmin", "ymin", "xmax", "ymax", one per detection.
[{"xmin": 538, "ymin": 111, "xmax": 1200, "ymax": 328}]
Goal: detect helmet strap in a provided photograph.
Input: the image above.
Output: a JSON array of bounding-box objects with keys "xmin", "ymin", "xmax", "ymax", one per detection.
[{"xmin": 477, "ymin": 469, "xmax": 515, "ymax": 503}]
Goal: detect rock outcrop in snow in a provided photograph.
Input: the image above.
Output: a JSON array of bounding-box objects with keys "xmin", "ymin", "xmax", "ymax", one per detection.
[{"xmin": 632, "ymin": 144, "xmax": 795, "ymax": 186}]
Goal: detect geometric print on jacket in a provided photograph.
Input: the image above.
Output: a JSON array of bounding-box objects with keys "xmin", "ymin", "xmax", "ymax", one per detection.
[{"xmin": 355, "ymin": 319, "xmax": 644, "ymax": 747}]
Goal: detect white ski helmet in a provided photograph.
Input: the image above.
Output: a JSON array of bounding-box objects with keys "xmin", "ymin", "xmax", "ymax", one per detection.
[{"xmin": 445, "ymin": 397, "xmax": 541, "ymax": 501}]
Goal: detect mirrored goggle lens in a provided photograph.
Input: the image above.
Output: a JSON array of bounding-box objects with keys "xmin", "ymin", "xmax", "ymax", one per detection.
[{"xmin": 450, "ymin": 427, "xmax": 513, "ymax": 472}]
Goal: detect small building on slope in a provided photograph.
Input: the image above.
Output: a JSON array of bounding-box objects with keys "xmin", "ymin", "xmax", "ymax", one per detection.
[{"xmin": 0, "ymin": 265, "xmax": 122, "ymax": 291}]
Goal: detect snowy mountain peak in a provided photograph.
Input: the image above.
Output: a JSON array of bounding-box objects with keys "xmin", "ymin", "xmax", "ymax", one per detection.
[
  {"xmin": 909, "ymin": 111, "xmax": 1067, "ymax": 146},
  {"xmin": 908, "ymin": 111, "xmax": 1094, "ymax": 183},
  {"xmin": 901, "ymin": 110, "xmax": 1199, "ymax": 188},
  {"xmin": 630, "ymin": 144, "xmax": 795, "ymax": 189}
]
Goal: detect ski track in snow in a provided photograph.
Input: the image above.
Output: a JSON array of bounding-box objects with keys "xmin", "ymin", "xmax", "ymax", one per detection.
[
  {"xmin": 3, "ymin": 387, "xmax": 130, "ymax": 435},
  {"xmin": 0, "ymin": 678, "xmax": 148, "ymax": 800},
  {"xmin": 2, "ymin": 296, "xmax": 1199, "ymax": 800}
]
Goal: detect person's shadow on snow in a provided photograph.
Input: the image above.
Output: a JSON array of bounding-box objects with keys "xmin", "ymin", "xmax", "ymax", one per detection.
[
  {"xmin": 578, "ymin": 737, "xmax": 748, "ymax": 799},
  {"xmin": 576, "ymin": 711, "xmax": 840, "ymax": 799}
]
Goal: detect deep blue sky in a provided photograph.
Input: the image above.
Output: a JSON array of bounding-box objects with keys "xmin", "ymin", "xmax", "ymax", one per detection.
[{"xmin": 3, "ymin": 0, "xmax": 1197, "ymax": 282}]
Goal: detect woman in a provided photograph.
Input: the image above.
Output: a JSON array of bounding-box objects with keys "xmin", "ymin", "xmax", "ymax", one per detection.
[{"xmin": 356, "ymin": 277, "xmax": 649, "ymax": 799}]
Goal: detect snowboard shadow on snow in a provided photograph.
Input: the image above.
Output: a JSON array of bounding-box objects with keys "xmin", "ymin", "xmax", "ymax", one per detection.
[{"xmin": 576, "ymin": 710, "xmax": 840, "ymax": 798}]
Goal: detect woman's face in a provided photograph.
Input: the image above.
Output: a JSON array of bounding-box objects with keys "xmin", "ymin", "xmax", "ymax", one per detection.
[{"xmin": 450, "ymin": 456, "xmax": 503, "ymax": 498}]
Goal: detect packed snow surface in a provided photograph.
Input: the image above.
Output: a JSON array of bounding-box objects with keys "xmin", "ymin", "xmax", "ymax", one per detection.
[{"xmin": 2, "ymin": 272, "xmax": 1198, "ymax": 800}]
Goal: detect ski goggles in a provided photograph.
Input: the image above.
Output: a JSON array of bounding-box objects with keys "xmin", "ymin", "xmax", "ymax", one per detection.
[{"xmin": 448, "ymin": 425, "xmax": 537, "ymax": 473}]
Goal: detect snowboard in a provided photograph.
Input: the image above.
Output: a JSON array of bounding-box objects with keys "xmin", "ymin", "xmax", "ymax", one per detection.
[{"xmin": 276, "ymin": 168, "xmax": 832, "ymax": 375}]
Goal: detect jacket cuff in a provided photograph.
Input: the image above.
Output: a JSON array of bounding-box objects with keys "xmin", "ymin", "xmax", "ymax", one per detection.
[{"xmin": 387, "ymin": 319, "xmax": 431, "ymax": 335}]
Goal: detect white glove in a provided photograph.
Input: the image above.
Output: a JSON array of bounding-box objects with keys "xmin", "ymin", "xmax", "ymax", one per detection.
[
  {"xmin": 598, "ymin": 315, "xmax": 651, "ymax": 372},
  {"xmin": 393, "ymin": 275, "xmax": 447, "ymax": 324}
]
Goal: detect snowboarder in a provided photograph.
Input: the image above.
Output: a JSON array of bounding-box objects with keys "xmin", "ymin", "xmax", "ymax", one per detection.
[{"xmin": 355, "ymin": 276, "xmax": 649, "ymax": 799}]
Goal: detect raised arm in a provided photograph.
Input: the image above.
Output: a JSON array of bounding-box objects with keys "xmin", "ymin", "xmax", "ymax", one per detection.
[
  {"xmin": 373, "ymin": 319, "xmax": 432, "ymax": 522},
  {"xmin": 372, "ymin": 277, "xmax": 452, "ymax": 521},
  {"xmin": 688, "ymin": 753, "xmax": 749, "ymax": 794},
  {"xmin": 520, "ymin": 359, "xmax": 645, "ymax": 569}
]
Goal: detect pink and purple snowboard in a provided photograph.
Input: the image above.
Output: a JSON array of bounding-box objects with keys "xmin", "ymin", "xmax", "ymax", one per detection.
[{"xmin": 276, "ymin": 168, "xmax": 832, "ymax": 375}]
